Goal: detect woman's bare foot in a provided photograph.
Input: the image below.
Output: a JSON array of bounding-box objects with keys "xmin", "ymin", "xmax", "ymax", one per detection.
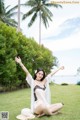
[
  {"xmin": 37, "ymin": 113, "xmax": 45, "ymax": 117},
  {"xmin": 52, "ymin": 111, "xmax": 62, "ymax": 115}
]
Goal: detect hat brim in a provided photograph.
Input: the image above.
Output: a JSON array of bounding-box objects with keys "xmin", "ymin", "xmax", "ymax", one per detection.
[{"xmin": 16, "ymin": 114, "xmax": 35, "ymax": 120}]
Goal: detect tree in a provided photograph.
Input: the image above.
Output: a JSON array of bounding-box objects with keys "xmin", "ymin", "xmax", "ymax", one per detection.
[
  {"xmin": 0, "ymin": 0, "xmax": 18, "ymax": 27},
  {"xmin": 22, "ymin": 0, "xmax": 62, "ymax": 44},
  {"xmin": 77, "ymin": 67, "xmax": 80, "ymax": 75},
  {"xmin": 0, "ymin": 21, "xmax": 57, "ymax": 91},
  {"xmin": 17, "ymin": 0, "xmax": 21, "ymax": 31}
]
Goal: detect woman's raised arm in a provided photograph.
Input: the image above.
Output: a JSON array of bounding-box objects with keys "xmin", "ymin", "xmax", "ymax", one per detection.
[
  {"xmin": 44, "ymin": 66, "xmax": 64, "ymax": 84},
  {"xmin": 15, "ymin": 56, "xmax": 29, "ymax": 75},
  {"xmin": 50, "ymin": 66, "xmax": 64, "ymax": 76}
]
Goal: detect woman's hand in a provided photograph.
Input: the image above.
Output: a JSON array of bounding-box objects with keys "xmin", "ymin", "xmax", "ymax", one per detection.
[
  {"xmin": 15, "ymin": 56, "xmax": 29, "ymax": 75},
  {"xmin": 49, "ymin": 66, "xmax": 64, "ymax": 76},
  {"xmin": 60, "ymin": 66, "xmax": 64, "ymax": 70},
  {"xmin": 15, "ymin": 56, "xmax": 21, "ymax": 64}
]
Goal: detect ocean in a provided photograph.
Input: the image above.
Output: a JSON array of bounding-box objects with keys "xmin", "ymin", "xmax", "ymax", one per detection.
[{"xmin": 51, "ymin": 75, "xmax": 80, "ymax": 84}]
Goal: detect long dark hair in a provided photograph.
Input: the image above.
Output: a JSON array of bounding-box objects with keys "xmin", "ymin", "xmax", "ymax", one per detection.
[{"xmin": 33, "ymin": 68, "xmax": 45, "ymax": 81}]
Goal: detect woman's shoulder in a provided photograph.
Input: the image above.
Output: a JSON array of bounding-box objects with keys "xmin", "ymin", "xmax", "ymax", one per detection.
[{"xmin": 26, "ymin": 73, "xmax": 34, "ymax": 86}]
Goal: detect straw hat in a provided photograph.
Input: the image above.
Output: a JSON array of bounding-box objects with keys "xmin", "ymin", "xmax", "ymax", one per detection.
[{"xmin": 16, "ymin": 108, "xmax": 35, "ymax": 120}]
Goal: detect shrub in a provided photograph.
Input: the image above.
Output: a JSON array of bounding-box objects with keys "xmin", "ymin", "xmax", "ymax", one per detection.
[
  {"xmin": 61, "ymin": 83, "xmax": 68, "ymax": 85},
  {"xmin": 0, "ymin": 21, "xmax": 57, "ymax": 91},
  {"xmin": 77, "ymin": 81, "xmax": 80, "ymax": 85}
]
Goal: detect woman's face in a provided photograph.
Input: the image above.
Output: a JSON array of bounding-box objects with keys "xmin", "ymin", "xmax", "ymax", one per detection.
[{"xmin": 36, "ymin": 71, "xmax": 44, "ymax": 81}]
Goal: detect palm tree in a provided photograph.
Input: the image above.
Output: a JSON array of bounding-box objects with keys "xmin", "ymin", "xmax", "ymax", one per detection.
[
  {"xmin": 17, "ymin": 0, "xmax": 21, "ymax": 31},
  {"xmin": 0, "ymin": 0, "xmax": 18, "ymax": 27},
  {"xmin": 22, "ymin": 0, "xmax": 62, "ymax": 44}
]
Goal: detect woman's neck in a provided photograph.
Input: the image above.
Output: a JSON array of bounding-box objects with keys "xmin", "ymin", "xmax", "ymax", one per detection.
[{"xmin": 35, "ymin": 79, "xmax": 40, "ymax": 81}]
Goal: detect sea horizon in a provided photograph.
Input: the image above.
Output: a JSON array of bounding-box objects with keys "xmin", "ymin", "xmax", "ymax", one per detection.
[{"xmin": 51, "ymin": 75, "xmax": 80, "ymax": 84}]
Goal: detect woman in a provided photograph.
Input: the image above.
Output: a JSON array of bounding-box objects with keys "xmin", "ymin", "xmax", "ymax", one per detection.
[{"xmin": 15, "ymin": 56, "xmax": 64, "ymax": 117}]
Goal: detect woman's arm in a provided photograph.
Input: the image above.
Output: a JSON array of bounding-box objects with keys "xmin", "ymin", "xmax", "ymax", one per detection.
[
  {"xmin": 50, "ymin": 66, "xmax": 64, "ymax": 76},
  {"xmin": 44, "ymin": 66, "xmax": 64, "ymax": 84},
  {"xmin": 15, "ymin": 56, "xmax": 29, "ymax": 75}
]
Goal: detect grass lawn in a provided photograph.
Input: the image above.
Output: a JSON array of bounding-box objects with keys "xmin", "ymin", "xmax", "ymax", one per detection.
[{"xmin": 0, "ymin": 84, "xmax": 80, "ymax": 120}]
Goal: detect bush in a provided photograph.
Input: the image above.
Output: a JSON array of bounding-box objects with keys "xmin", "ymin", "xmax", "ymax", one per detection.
[
  {"xmin": 61, "ymin": 83, "xmax": 68, "ymax": 85},
  {"xmin": 0, "ymin": 21, "xmax": 57, "ymax": 91},
  {"xmin": 77, "ymin": 81, "xmax": 80, "ymax": 85}
]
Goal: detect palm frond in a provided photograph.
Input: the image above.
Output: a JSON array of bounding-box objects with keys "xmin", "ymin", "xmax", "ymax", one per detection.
[
  {"xmin": 22, "ymin": 7, "xmax": 37, "ymax": 20},
  {"xmin": 6, "ymin": 5, "xmax": 18, "ymax": 15},
  {"xmin": 5, "ymin": 5, "xmax": 10, "ymax": 10},
  {"xmin": 0, "ymin": 0, "xmax": 18, "ymax": 27},
  {"xmin": 45, "ymin": 3, "xmax": 62, "ymax": 8},
  {"xmin": 0, "ymin": 0, "xmax": 5, "ymax": 14},
  {"xmin": 1, "ymin": 16, "xmax": 18, "ymax": 27},
  {"xmin": 41, "ymin": 5, "xmax": 53, "ymax": 17},
  {"xmin": 24, "ymin": 0, "xmax": 37, "ymax": 7},
  {"xmin": 28, "ymin": 12, "xmax": 37, "ymax": 27},
  {"xmin": 6, "ymin": 12, "xmax": 23, "ymax": 18},
  {"xmin": 41, "ymin": 13, "xmax": 49, "ymax": 28}
]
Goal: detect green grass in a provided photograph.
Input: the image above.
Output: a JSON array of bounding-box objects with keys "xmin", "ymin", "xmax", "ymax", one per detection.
[{"xmin": 0, "ymin": 85, "xmax": 80, "ymax": 120}]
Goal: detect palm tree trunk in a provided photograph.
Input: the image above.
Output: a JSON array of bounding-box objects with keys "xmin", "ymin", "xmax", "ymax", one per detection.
[
  {"xmin": 17, "ymin": 0, "xmax": 20, "ymax": 31},
  {"xmin": 39, "ymin": 11, "xmax": 41, "ymax": 45}
]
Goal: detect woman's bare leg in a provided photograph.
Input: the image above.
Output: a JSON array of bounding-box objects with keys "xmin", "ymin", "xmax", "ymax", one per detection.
[
  {"xmin": 34, "ymin": 101, "xmax": 45, "ymax": 115},
  {"xmin": 34, "ymin": 102, "xmax": 63, "ymax": 117},
  {"xmin": 41, "ymin": 103, "xmax": 63, "ymax": 115},
  {"xmin": 49, "ymin": 103, "xmax": 63, "ymax": 114},
  {"xmin": 34, "ymin": 101, "xmax": 53, "ymax": 116}
]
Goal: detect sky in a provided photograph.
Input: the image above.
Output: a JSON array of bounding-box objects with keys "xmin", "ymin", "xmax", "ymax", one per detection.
[{"xmin": 5, "ymin": 0, "xmax": 80, "ymax": 75}]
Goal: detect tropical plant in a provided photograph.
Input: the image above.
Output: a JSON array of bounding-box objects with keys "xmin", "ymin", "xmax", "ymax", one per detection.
[
  {"xmin": 21, "ymin": 0, "xmax": 62, "ymax": 44},
  {"xmin": 17, "ymin": 0, "xmax": 21, "ymax": 31},
  {"xmin": 0, "ymin": 0, "xmax": 18, "ymax": 27},
  {"xmin": 77, "ymin": 67, "xmax": 80, "ymax": 75}
]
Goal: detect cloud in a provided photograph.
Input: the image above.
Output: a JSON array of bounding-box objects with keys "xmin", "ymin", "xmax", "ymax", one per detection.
[
  {"xmin": 44, "ymin": 17, "xmax": 80, "ymax": 40},
  {"xmin": 43, "ymin": 29, "xmax": 80, "ymax": 51}
]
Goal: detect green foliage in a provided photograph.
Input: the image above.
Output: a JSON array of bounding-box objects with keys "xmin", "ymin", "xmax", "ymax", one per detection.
[
  {"xmin": 0, "ymin": 21, "xmax": 19, "ymax": 90},
  {"xmin": 0, "ymin": 0, "xmax": 18, "ymax": 27},
  {"xmin": 61, "ymin": 83, "xmax": 68, "ymax": 85},
  {"xmin": 22, "ymin": 0, "xmax": 62, "ymax": 28},
  {"xmin": 77, "ymin": 81, "xmax": 80, "ymax": 85},
  {"xmin": 0, "ymin": 21, "xmax": 57, "ymax": 91}
]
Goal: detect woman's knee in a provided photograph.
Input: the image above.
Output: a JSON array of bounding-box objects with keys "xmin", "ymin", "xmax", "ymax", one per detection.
[
  {"xmin": 38, "ymin": 103, "xmax": 51, "ymax": 115},
  {"xmin": 59, "ymin": 103, "xmax": 63, "ymax": 107},
  {"xmin": 40, "ymin": 103, "xmax": 47, "ymax": 110},
  {"xmin": 48, "ymin": 103, "xmax": 64, "ymax": 114},
  {"xmin": 34, "ymin": 101, "xmax": 46, "ymax": 114},
  {"xmin": 56, "ymin": 103, "xmax": 63, "ymax": 109}
]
